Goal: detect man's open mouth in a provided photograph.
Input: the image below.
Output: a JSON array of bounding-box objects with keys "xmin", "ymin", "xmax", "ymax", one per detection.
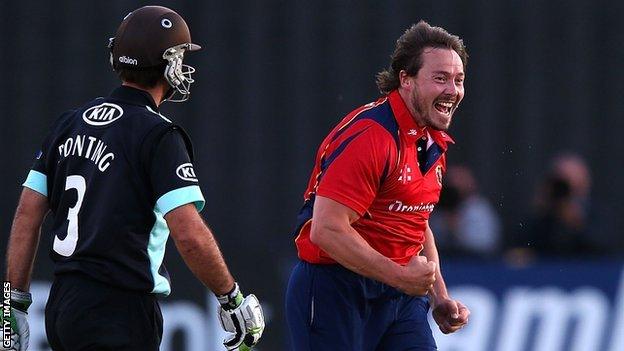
[{"xmin": 434, "ymin": 101, "xmax": 454, "ymax": 115}]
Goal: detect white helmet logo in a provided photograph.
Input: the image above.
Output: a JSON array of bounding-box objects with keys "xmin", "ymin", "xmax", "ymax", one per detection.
[
  {"xmin": 119, "ymin": 56, "xmax": 138, "ymax": 65},
  {"xmin": 161, "ymin": 18, "xmax": 172, "ymax": 28}
]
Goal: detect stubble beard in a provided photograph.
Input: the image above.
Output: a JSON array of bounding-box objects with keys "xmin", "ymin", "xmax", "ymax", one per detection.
[{"xmin": 410, "ymin": 86, "xmax": 452, "ymax": 131}]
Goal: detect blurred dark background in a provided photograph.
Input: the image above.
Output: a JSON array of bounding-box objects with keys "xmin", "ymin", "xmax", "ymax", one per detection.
[{"xmin": 2, "ymin": 1, "xmax": 623, "ymax": 350}]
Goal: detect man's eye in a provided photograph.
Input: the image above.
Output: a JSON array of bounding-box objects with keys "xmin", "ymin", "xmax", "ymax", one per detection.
[{"xmin": 434, "ymin": 76, "xmax": 446, "ymax": 82}]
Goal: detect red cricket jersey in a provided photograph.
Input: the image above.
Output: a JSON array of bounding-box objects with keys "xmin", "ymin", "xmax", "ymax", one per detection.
[{"xmin": 294, "ymin": 90, "xmax": 454, "ymax": 265}]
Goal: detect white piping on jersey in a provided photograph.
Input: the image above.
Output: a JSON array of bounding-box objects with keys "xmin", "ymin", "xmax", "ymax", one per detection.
[
  {"xmin": 396, "ymin": 131, "xmax": 402, "ymax": 170},
  {"xmin": 145, "ymin": 105, "xmax": 172, "ymax": 123},
  {"xmin": 310, "ymin": 295, "xmax": 315, "ymax": 326}
]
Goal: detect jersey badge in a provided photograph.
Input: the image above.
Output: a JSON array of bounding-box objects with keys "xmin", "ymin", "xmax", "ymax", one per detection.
[
  {"xmin": 398, "ymin": 164, "xmax": 412, "ymax": 184},
  {"xmin": 82, "ymin": 103, "xmax": 124, "ymax": 126},
  {"xmin": 176, "ymin": 163, "xmax": 198, "ymax": 182}
]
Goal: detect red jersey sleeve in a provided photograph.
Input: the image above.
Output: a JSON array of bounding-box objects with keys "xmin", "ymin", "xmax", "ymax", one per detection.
[{"xmin": 316, "ymin": 121, "xmax": 396, "ymax": 216}]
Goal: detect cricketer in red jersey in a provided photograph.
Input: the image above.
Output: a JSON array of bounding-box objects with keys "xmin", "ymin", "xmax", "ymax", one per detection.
[{"xmin": 286, "ymin": 21, "xmax": 470, "ymax": 351}]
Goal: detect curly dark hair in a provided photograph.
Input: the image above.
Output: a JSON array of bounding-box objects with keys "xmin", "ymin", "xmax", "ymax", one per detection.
[{"xmin": 376, "ymin": 21, "xmax": 468, "ymax": 94}]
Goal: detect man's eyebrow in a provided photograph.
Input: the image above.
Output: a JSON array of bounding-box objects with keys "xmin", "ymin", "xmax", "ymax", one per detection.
[{"xmin": 431, "ymin": 70, "xmax": 465, "ymax": 77}]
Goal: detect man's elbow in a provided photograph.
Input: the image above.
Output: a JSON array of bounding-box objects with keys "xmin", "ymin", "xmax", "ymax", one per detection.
[
  {"xmin": 14, "ymin": 189, "xmax": 49, "ymax": 225},
  {"xmin": 310, "ymin": 222, "xmax": 336, "ymax": 248},
  {"xmin": 169, "ymin": 220, "xmax": 204, "ymax": 248},
  {"xmin": 171, "ymin": 229, "xmax": 204, "ymax": 254},
  {"xmin": 309, "ymin": 225, "xmax": 323, "ymax": 246}
]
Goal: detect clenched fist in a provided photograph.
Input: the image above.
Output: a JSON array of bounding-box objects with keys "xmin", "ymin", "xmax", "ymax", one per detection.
[{"xmin": 395, "ymin": 255, "xmax": 436, "ymax": 296}]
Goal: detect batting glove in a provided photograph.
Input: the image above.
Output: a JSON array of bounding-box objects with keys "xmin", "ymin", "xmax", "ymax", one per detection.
[
  {"xmin": 0, "ymin": 289, "xmax": 32, "ymax": 351},
  {"xmin": 217, "ymin": 283, "xmax": 265, "ymax": 350}
]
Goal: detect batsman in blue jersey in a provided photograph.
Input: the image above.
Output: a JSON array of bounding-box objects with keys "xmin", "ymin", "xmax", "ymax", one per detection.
[{"xmin": 2, "ymin": 6, "xmax": 264, "ymax": 351}]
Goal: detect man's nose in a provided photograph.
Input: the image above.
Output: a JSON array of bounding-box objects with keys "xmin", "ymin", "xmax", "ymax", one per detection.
[{"xmin": 444, "ymin": 80, "xmax": 459, "ymax": 96}]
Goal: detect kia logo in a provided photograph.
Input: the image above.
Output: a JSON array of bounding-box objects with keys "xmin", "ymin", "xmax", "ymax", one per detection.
[
  {"xmin": 176, "ymin": 163, "xmax": 198, "ymax": 182},
  {"xmin": 82, "ymin": 103, "xmax": 124, "ymax": 126}
]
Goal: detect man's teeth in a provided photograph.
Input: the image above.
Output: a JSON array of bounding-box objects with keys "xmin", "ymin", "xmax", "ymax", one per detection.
[{"xmin": 435, "ymin": 102, "xmax": 453, "ymax": 114}]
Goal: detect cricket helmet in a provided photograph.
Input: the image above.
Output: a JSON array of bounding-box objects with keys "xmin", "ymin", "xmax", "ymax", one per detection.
[{"xmin": 108, "ymin": 6, "xmax": 201, "ymax": 102}]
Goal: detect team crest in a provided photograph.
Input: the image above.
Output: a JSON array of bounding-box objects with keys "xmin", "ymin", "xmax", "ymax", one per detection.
[
  {"xmin": 398, "ymin": 164, "xmax": 412, "ymax": 184},
  {"xmin": 435, "ymin": 165, "xmax": 443, "ymax": 186}
]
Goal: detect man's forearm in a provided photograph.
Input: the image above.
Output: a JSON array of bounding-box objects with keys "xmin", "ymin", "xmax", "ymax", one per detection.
[
  {"xmin": 6, "ymin": 224, "xmax": 41, "ymax": 291},
  {"xmin": 171, "ymin": 219, "xmax": 235, "ymax": 295},
  {"xmin": 311, "ymin": 223, "xmax": 404, "ymax": 288},
  {"xmin": 6, "ymin": 189, "xmax": 48, "ymax": 291},
  {"xmin": 165, "ymin": 204, "xmax": 236, "ymax": 295},
  {"xmin": 422, "ymin": 223, "xmax": 449, "ymax": 304}
]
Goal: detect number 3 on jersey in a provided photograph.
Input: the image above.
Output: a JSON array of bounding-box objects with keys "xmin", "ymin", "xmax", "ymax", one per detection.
[{"xmin": 53, "ymin": 175, "xmax": 86, "ymax": 257}]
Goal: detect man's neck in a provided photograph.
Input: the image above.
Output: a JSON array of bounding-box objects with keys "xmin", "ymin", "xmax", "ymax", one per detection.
[{"xmin": 121, "ymin": 81, "xmax": 165, "ymax": 107}]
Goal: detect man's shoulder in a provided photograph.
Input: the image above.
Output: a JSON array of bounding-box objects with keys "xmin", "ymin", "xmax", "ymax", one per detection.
[
  {"xmin": 48, "ymin": 96, "xmax": 176, "ymax": 148},
  {"xmin": 357, "ymin": 98, "xmax": 397, "ymax": 135},
  {"xmin": 332, "ymin": 96, "xmax": 399, "ymax": 145},
  {"xmin": 108, "ymin": 97, "xmax": 173, "ymax": 122},
  {"xmin": 77, "ymin": 96, "xmax": 174, "ymax": 129}
]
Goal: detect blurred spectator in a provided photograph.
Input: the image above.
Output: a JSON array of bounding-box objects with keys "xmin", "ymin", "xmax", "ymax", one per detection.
[
  {"xmin": 509, "ymin": 152, "xmax": 615, "ymax": 259},
  {"xmin": 430, "ymin": 164, "xmax": 502, "ymax": 258}
]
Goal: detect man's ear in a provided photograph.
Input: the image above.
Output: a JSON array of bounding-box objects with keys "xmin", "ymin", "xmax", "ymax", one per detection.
[{"xmin": 399, "ymin": 70, "xmax": 411, "ymax": 88}]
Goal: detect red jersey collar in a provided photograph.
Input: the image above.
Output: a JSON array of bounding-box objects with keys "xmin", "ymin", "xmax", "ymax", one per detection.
[{"xmin": 388, "ymin": 90, "xmax": 455, "ymax": 150}]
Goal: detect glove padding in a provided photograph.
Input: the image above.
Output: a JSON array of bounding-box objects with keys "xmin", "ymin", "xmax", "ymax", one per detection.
[
  {"xmin": 218, "ymin": 294, "xmax": 265, "ymax": 350},
  {"xmin": 0, "ymin": 290, "xmax": 31, "ymax": 351}
]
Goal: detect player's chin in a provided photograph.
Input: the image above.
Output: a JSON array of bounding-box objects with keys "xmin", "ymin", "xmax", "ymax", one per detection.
[
  {"xmin": 427, "ymin": 107, "xmax": 450, "ymax": 127},
  {"xmin": 430, "ymin": 115, "xmax": 452, "ymax": 131}
]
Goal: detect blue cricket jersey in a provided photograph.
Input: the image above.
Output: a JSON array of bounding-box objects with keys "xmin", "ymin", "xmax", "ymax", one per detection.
[{"xmin": 23, "ymin": 86, "xmax": 204, "ymax": 296}]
